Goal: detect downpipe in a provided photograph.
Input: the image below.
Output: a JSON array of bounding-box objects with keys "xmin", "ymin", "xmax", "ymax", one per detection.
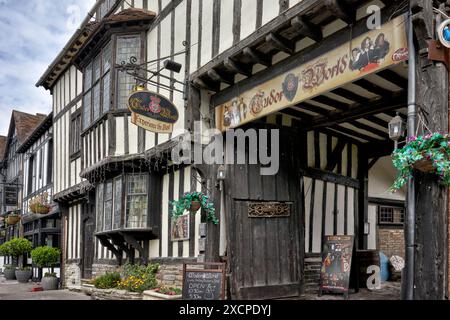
[{"xmin": 404, "ymin": 9, "xmax": 416, "ymax": 301}]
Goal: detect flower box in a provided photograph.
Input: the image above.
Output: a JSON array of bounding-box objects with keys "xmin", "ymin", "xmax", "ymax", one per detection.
[{"xmin": 142, "ymin": 290, "xmax": 182, "ymax": 300}]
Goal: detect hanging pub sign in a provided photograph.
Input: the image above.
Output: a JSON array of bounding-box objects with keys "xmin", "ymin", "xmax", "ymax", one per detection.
[
  {"xmin": 128, "ymin": 87, "xmax": 179, "ymax": 133},
  {"xmin": 3, "ymin": 186, "xmax": 18, "ymax": 207},
  {"xmin": 215, "ymin": 14, "xmax": 408, "ymax": 131}
]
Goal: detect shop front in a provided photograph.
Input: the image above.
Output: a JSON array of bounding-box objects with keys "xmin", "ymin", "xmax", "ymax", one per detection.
[{"xmin": 191, "ymin": 3, "xmax": 410, "ymax": 299}]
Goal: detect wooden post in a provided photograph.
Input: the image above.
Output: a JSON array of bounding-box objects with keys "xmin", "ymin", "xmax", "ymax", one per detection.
[{"xmin": 411, "ymin": 0, "xmax": 449, "ymax": 300}]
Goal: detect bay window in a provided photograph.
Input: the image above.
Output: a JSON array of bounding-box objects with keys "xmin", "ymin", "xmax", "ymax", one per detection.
[{"xmin": 95, "ymin": 173, "xmax": 149, "ymax": 232}]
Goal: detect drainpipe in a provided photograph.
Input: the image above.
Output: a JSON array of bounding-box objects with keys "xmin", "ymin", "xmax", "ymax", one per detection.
[{"xmin": 404, "ymin": 8, "xmax": 417, "ymax": 301}]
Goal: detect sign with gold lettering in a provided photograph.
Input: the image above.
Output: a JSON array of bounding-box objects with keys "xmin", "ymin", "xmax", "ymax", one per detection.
[
  {"xmin": 216, "ymin": 14, "xmax": 408, "ymax": 131},
  {"xmin": 128, "ymin": 87, "xmax": 179, "ymax": 133}
]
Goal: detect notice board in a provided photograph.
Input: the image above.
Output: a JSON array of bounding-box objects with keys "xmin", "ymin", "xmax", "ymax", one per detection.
[
  {"xmin": 182, "ymin": 263, "xmax": 226, "ymax": 300},
  {"xmin": 319, "ymin": 235, "xmax": 355, "ymax": 298}
]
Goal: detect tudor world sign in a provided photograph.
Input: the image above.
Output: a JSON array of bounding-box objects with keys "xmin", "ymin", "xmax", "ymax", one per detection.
[{"xmin": 128, "ymin": 87, "xmax": 179, "ymax": 133}]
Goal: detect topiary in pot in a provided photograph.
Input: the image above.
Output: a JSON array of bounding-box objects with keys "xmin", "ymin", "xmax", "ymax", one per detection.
[
  {"xmin": 30, "ymin": 246, "xmax": 61, "ymax": 290},
  {"xmin": 0, "ymin": 243, "xmax": 16, "ymax": 280},
  {"xmin": 5, "ymin": 238, "xmax": 33, "ymax": 283}
]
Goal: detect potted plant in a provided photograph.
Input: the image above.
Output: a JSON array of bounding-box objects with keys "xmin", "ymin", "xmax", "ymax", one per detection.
[
  {"xmin": 0, "ymin": 242, "xmax": 16, "ymax": 280},
  {"xmin": 5, "ymin": 213, "xmax": 21, "ymax": 226},
  {"xmin": 143, "ymin": 286, "xmax": 182, "ymax": 300},
  {"xmin": 30, "ymin": 246, "xmax": 61, "ymax": 290},
  {"xmin": 29, "ymin": 192, "xmax": 51, "ymax": 215},
  {"xmin": 5, "ymin": 238, "xmax": 33, "ymax": 283},
  {"xmin": 390, "ymin": 132, "xmax": 450, "ymax": 191},
  {"xmin": 171, "ymin": 192, "xmax": 219, "ymax": 225}
]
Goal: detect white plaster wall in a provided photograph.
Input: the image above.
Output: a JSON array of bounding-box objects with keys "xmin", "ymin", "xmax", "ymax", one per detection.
[{"xmin": 368, "ymin": 156, "xmax": 406, "ymax": 200}]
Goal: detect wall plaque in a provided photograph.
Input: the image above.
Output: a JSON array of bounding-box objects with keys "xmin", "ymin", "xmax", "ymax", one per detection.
[{"xmin": 248, "ymin": 202, "xmax": 291, "ymax": 218}]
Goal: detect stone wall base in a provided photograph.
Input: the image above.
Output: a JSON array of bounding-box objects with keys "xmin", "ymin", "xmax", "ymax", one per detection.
[{"xmin": 64, "ymin": 263, "xmax": 81, "ymax": 289}]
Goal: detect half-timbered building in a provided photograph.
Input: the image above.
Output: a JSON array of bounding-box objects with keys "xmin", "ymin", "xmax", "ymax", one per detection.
[
  {"xmin": 0, "ymin": 111, "xmax": 47, "ymax": 265},
  {"xmin": 16, "ymin": 113, "xmax": 61, "ymax": 280},
  {"xmin": 37, "ymin": 0, "xmax": 449, "ymax": 300}
]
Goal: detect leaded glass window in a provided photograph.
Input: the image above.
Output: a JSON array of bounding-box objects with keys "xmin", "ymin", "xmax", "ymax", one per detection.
[
  {"xmin": 113, "ymin": 176, "xmax": 122, "ymax": 230},
  {"xmin": 104, "ymin": 181, "xmax": 113, "ymax": 231},
  {"xmin": 126, "ymin": 174, "xmax": 148, "ymax": 229},
  {"xmin": 96, "ymin": 184, "xmax": 104, "ymax": 232},
  {"xmin": 116, "ymin": 35, "xmax": 141, "ymax": 110}
]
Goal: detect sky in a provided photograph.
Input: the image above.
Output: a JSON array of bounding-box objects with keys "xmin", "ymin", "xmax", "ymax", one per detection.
[{"xmin": 0, "ymin": 0, "xmax": 95, "ymax": 136}]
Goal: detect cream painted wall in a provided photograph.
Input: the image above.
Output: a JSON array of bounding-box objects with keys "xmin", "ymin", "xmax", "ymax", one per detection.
[{"xmin": 368, "ymin": 156, "xmax": 406, "ymax": 200}]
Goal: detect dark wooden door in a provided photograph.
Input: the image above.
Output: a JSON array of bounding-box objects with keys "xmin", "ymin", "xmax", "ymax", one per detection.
[
  {"xmin": 82, "ymin": 203, "xmax": 95, "ymax": 279},
  {"xmin": 227, "ymin": 126, "xmax": 304, "ymax": 299}
]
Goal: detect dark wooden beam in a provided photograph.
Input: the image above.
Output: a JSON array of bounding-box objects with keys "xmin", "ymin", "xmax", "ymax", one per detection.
[
  {"xmin": 207, "ymin": 69, "xmax": 234, "ymax": 85},
  {"xmin": 353, "ymin": 78, "xmax": 393, "ymax": 97},
  {"xmin": 243, "ymin": 47, "xmax": 272, "ymax": 67},
  {"xmin": 265, "ymin": 33, "xmax": 295, "ymax": 55},
  {"xmin": 324, "ymin": 0, "xmax": 356, "ymax": 25},
  {"xmin": 224, "ymin": 58, "xmax": 252, "ymax": 77},
  {"xmin": 325, "ymin": 139, "xmax": 347, "ymax": 171},
  {"xmin": 310, "ymin": 95, "xmax": 350, "ymax": 111},
  {"xmin": 376, "ymin": 69, "xmax": 408, "ymax": 89},
  {"xmin": 300, "ymin": 167, "xmax": 360, "ymax": 189},
  {"xmin": 364, "ymin": 115, "xmax": 389, "ymax": 129},
  {"xmin": 279, "ymin": 108, "xmax": 313, "ymax": 120},
  {"xmin": 347, "ymin": 120, "xmax": 389, "ymax": 139},
  {"xmin": 291, "ymin": 15, "xmax": 323, "ymax": 42},
  {"xmin": 330, "ymin": 125, "xmax": 381, "ymax": 143},
  {"xmin": 331, "ymin": 88, "xmax": 370, "ymax": 104},
  {"xmin": 368, "ymin": 157, "xmax": 380, "ymax": 171},
  {"xmin": 302, "ymin": 94, "xmax": 406, "ymax": 131},
  {"xmin": 192, "ymin": 77, "xmax": 220, "ymax": 92},
  {"xmin": 296, "ymin": 102, "xmax": 329, "ymax": 115}
]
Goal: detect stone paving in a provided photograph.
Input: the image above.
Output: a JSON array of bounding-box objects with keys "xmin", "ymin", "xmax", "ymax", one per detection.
[
  {"xmin": 0, "ymin": 276, "xmax": 91, "ymax": 300},
  {"xmin": 295, "ymin": 281, "xmax": 401, "ymax": 300}
]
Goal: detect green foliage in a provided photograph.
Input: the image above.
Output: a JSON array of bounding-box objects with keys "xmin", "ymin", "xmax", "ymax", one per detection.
[
  {"xmin": 93, "ymin": 272, "xmax": 121, "ymax": 289},
  {"xmin": 171, "ymin": 191, "xmax": 219, "ymax": 225},
  {"xmin": 3, "ymin": 265, "xmax": 16, "ymax": 270},
  {"xmin": 117, "ymin": 263, "xmax": 159, "ymax": 293},
  {"xmin": 0, "ymin": 243, "xmax": 10, "ymax": 256},
  {"xmin": 17, "ymin": 266, "xmax": 31, "ymax": 271},
  {"xmin": 154, "ymin": 286, "xmax": 182, "ymax": 296},
  {"xmin": 30, "ymin": 246, "xmax": 61, "ymax": 268},
  {"xmin": 391, "ymin": 133, "xmax": 450, "ymax": 191},
  {"xmin": 1, "ymin": 238, "xmax": 33, "ymax": 258},
  {"xmin": 44, "ymin": 272, "xmax": 57, "ymax": 278}
]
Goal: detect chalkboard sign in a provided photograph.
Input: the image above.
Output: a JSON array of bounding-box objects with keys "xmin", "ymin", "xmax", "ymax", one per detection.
[
  {"xmin": 182, "ymin": 263, "xmax": 226, "ymax": 300},
  {"xmin": 319, "ymin": 235, "xmax": 355, "ymax": 298}
]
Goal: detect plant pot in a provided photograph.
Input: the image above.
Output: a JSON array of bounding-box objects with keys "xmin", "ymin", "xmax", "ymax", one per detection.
[
  {"xmin": 6, "ymin": 215, "xmax": 20, "ymax": 226},
  {"xmin": 189, "ymin": 200, "xmax": 201, "ymax": 213},
  {"xmin": 413, "ymin": 158, "xmax": 435, "ymax": 172},
  {"xmin": 35, "ymin": 205, "xmax": 50, "ymax": 215},
  {"xmin": 15, "ymin": 269, "xmax": 32, "ymax": 283},
  {"xmin": 41, "ymin": 276, "xmax": 59, "ymax": 290},
  {"xmin": 29, "ymin": 203, "xmax": 37, "ymax": 213},
  {"xmin": 3, "ymin": 268, "xmax": 17, "ymax": 280},
  {"xmin": 143, "ymin": 290, "xmax": 182, "ymax": 300}
]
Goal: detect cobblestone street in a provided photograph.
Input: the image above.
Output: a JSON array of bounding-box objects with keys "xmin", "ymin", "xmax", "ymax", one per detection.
[{"xmin": 0, "ymin": 276, "xmax": 91, "ymax": 300}]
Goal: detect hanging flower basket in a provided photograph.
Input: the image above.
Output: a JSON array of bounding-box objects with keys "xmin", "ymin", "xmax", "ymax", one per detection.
[
  {"xmin": 29, "ymin": 192, "xmax": 52, "ymax": 214},
  {"xmin": 390, "ymin": 133, "xmax": 450, "ymax": 191},
  {"xmin": 171, "ymin": 191, "xmax": 219, "ymax": 225},
  {"xmin": 6, "ymin": 215, "xmax": 21, "ymax": 226},
  {"xmin": 189, "ymin": 200, "xmax": 202, "ymax": 213}
]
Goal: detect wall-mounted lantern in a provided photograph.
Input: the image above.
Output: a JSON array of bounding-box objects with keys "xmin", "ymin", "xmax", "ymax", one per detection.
[
  {"xmin": 217, "ymin": 165, "xmax": 227, "ymax": 181},
  {"xmin": 388, "ymin": 113, "xmax": 405, "ymax": 149}
]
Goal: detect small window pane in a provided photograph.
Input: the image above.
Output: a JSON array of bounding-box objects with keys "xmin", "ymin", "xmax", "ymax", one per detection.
[
  {"xmin": 104, "ymin": 181, "xmax": 113, "ymax": 231},
  {"xmin": 84, "ymin": 63, "xmax": 92, "ymax": 91},
  {"xmin": 103, "ymin": 42, "xmax": 112, "ymax": 74},
  {"xmin": 96, "ymin": 184, "xmax": 104, "ymax": 232},
  {"xmin": 113, "ymin": 177, "xmax": 122, "ymax": 230},
  {"xmin": 82, "ymin": 92, "xmax": 92, "ymax": 130},
  {"xmin": 93, "ymin": 83, "xmax": 100, "ymax": 121},
  {"xmin": 103, "ymin": 72, "xmax": 111, "ymax": 112},
  {"xmin": 93, "ymin": 54, "xmax": 102, "ymax": 82},
  {"xmin": 126, "ymin": 174, "xmax": 148, "ymax": 229}
]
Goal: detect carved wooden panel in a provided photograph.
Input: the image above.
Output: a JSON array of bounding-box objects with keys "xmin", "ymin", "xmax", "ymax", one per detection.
[{"xmin": 248, "ymin": 202, "xmax": 291, "ymax": 218}]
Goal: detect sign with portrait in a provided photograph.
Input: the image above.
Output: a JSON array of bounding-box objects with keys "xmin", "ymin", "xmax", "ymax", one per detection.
[
  {"xmin": 171, "ymin": 214, "xmax": 190, "ymax": 241},
  {"xmin": 215, "ymin": 14, "xmax": 408, "ymax": 131},
  {"xmin": 128, "ymin": 88, "xmax": 179, "ymax": 133}
]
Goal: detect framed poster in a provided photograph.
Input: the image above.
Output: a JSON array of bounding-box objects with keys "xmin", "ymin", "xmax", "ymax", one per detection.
[{"xmin": 171, "ymin": 214, "xmax": 190, "ymax": 241}]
